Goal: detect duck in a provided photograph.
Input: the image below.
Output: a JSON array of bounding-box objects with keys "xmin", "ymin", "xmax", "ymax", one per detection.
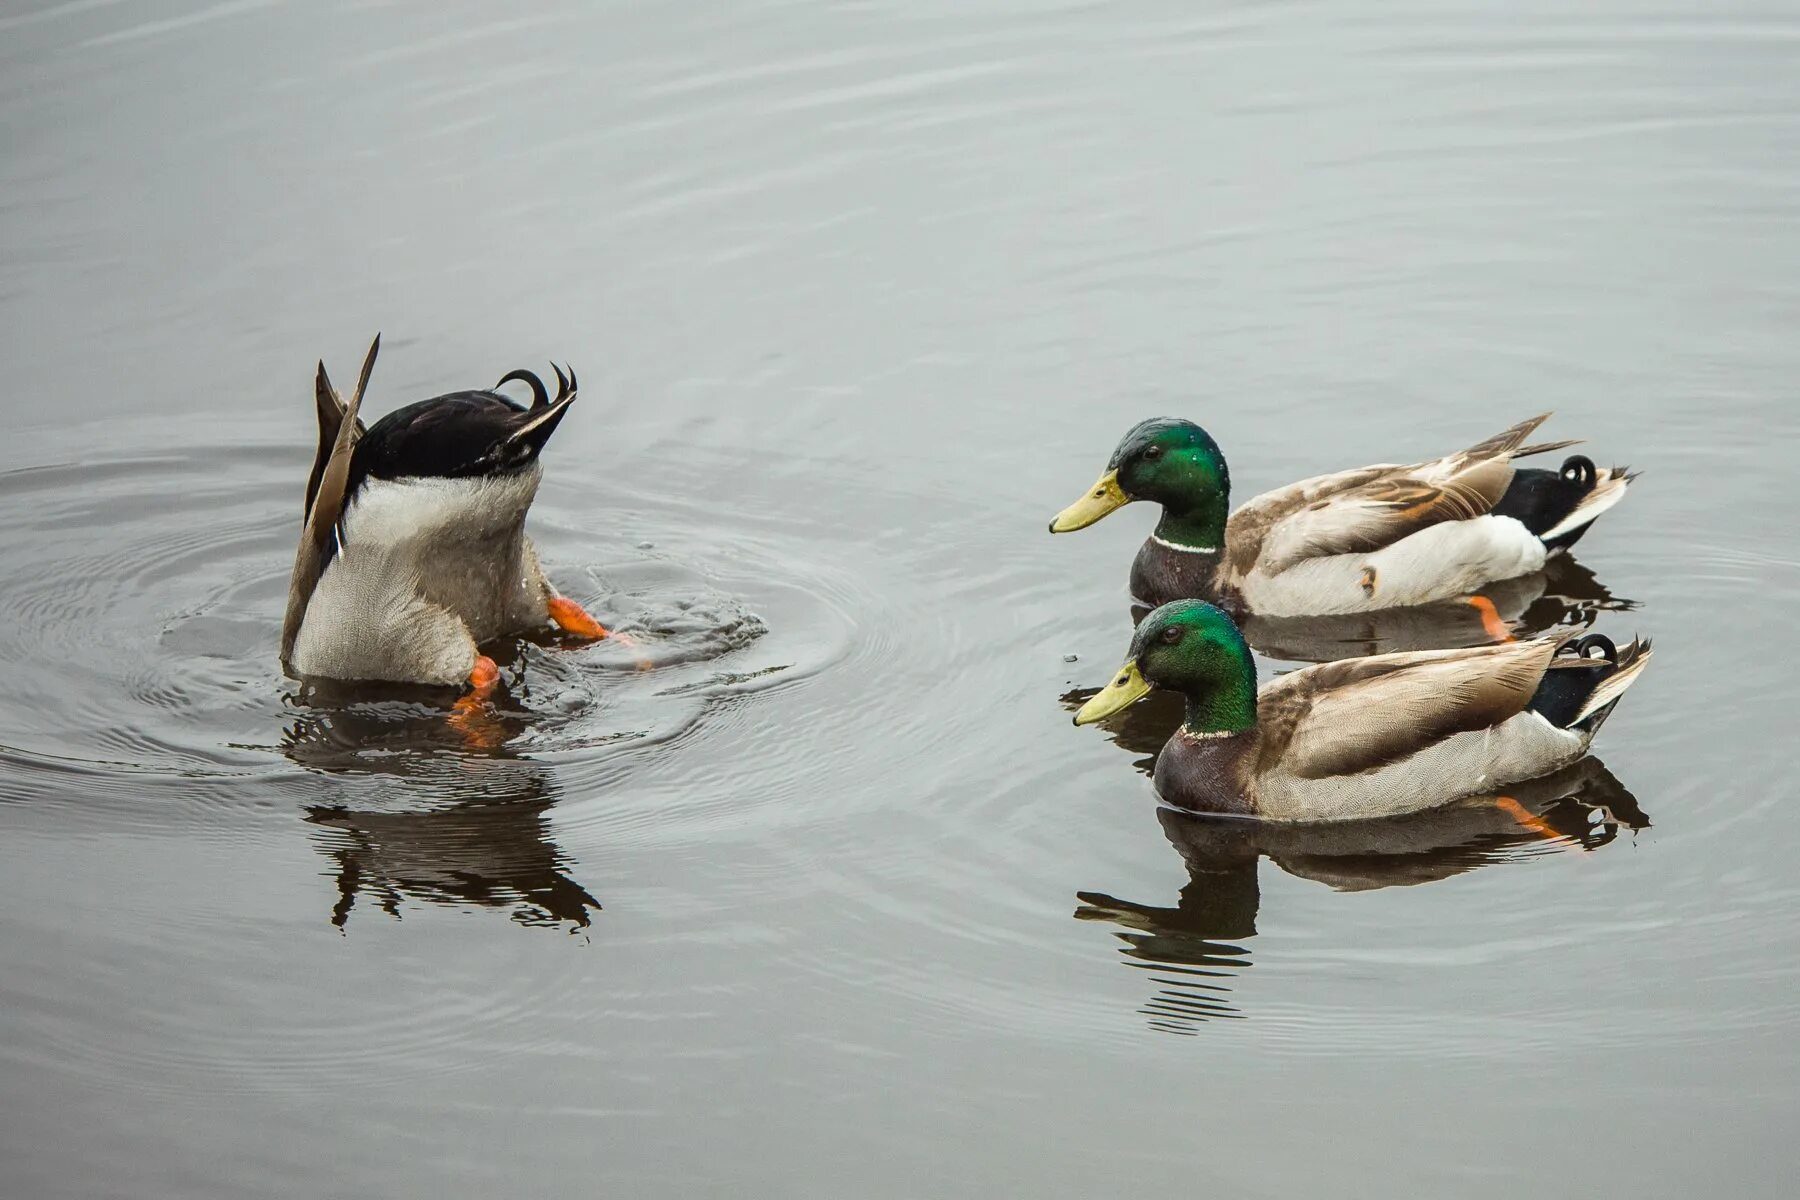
[
  {"xmin": 1050, "ymin": 414, "xmax": 1634, "ymax": 615},
  {"xmin": 1073, "ymin": 599, "xmax": 1651, "ymax": 822},
  {"xmin": 280, "ymin": 335, "xmax": 610, "ymax": 698}
]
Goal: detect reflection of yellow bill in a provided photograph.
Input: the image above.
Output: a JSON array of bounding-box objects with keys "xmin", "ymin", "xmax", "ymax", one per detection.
[
  {"xmin": 1073, "ymin": 660, "xmax": 1152, "ymax": 725},
  {"xmin": 1049, "ymin": 469, "xmax": 1129, "ymax": 533}
]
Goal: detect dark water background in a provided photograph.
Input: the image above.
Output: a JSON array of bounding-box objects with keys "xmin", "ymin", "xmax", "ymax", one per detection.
[{"xmin": 3, "ymin": 2, "xmax": 1797, "ymax": 1196}]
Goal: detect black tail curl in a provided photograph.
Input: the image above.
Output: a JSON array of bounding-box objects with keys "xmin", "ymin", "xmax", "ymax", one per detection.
[
  {"xmin": 495, "ymin": 363, "xmax": 579, "ymax": 410},
  {"xmin": 1529, "ymin": 632, "xmax": 1637, "ymax": 729},
  {"xmin": 1492, "ymin": 452, "xmax": 1622, "ymax": 550},
  {"xmin": 1560, "ymin": 455, "xmax": 1597, "ymax": 489},
  {"xmin": 1561, "ymin": 632, "xmax": 1617, "ymax": 663}
]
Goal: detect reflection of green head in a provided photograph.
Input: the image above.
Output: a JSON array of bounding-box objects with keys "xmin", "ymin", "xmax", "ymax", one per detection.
[
  {"xmin": 1109, "ymin": 419, "xmax": 1231, "ymax": 548},
  {"xmin": 1129, "ymin": 600, "xmax": 1257, "ymax": 734}
]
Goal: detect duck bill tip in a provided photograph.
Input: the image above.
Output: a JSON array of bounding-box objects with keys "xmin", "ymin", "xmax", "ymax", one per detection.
[
  {"xmin": 1049, "ymin": 470, "xmax": 1128, "ymax": 533},
  {"xmin": 1073, "ymin": 661, "xmax": 1151, "ymax": 725}
]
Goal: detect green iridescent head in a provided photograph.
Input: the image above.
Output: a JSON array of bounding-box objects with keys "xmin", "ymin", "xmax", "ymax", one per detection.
[
  {"xmin": 1074, "ymin": 600, "xmax": 1258, "ymax": 734},
  {"xmin": 1048, "ymin": 418, "xmax": 1231, "ymax": 549}
]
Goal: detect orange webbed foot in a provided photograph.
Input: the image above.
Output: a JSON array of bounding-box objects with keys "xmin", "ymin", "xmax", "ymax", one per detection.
[
  {"xmin": 467, "ymin": 654, "xmax": 500, "ymax": 699},
  {"xmin": 449, "ymin": 655, "xmax": 503, "ymax": 745},
  {"xmin": 548, "ymin": 596, "xmax": 609, "ymax": 641}
]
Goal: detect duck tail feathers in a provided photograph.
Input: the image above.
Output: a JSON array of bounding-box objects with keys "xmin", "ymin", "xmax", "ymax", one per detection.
[
  {"xmin": 1573, "ymin": 637, "xmax": 1653, "ymax": 729},
  {"xmin": 504, "ymin": 372, "xmax": 577, "ymax": 454},
  {"xmin": 495, "ymin": 362, "xmax": 577, "ymax": 413},
  {"xmin": 495, "ymin": 368, "xmax": 550, "ymax": 410},
  {"xmin": 1542, "ymin": 464, "xmax": 1636, "ymax": 546}
]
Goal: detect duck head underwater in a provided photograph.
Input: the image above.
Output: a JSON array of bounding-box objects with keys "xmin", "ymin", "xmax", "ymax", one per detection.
[
  {"xmin": 282, "ymin": 336, "xmax": 610, "ymax": 701},
  {"xmin": 1051, "ymin": 414, "xmax": 1634, "ymax": 613}
]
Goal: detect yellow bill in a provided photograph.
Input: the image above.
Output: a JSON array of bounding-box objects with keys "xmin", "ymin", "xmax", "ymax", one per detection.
[
  {"xmin": 1073, "ymin": 660, "xmax": 1152, "ymax": 725},
  {"xmin": 1049, "ymin": 469, "xmax": 1129, "ymax": 533}
]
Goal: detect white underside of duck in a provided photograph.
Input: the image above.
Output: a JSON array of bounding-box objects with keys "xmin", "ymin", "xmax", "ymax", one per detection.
[
  {"xmin": 1238, "ymin": 515, "xmax": 1548, "ymax": 617},
  {"xmin": 1252, "ymin": 709, "xmax": 1589, "ymax": 822},
  {"xmin": 289, "ymin": 467, "xmax": 554, "ymax": 686}
]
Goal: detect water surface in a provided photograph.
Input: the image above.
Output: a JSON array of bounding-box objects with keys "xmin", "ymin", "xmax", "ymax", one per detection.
[{"xmin": 2, "ymin": 1, "xmax": 1797, "ymax": 1196}]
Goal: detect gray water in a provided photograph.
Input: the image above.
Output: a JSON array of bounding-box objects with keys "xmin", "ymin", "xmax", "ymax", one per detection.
[{"xmin": 2, "ymin": 2, "xmax": 1797, "ymax": 1196}]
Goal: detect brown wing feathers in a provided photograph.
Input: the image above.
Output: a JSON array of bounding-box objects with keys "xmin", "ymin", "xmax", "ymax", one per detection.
[
  {"xmin": 1251, "ymin": 415, "xmax": 1560, "ymax": 574},
  {"xmin": 1447, "ymin": 412, "xmax": 1552, "ymax": 467},
  {"xmin": 282, "ymin": 335, "xmax": 379, "ymax": 663},
  {"xmin": 1254, "ymin": 637, "xmax": 1563, "ymax": 781}
]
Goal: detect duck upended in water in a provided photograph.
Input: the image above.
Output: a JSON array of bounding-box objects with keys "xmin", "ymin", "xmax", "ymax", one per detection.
[
  {"xmin": 1050, "ymin": 414, "xmax": 1634, "ymax": 614},
  {"xmin": 1074, "ymin": 599, "xmax": 1651, "ymax": 822},
  {"xmin": 281, "ymin": 336, "xmax": 609, "ymax": 693}
]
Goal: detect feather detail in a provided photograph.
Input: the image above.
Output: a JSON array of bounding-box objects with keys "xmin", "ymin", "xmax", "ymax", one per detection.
[
  {"xmin": 1253, "ymin": 637, "xmax": 1562, "ymax": 781},
  {"xmin": 1572, "ymin": 638, "xmax": 1653, "ymax": 726},
  {"xmin": 1447, "ymin": 412, "xmax": 1554, "ymax": 466},
  {"xmin": 283, "ymin": 334, "xmax": 378, "ymax": 663},
  {"xmin": 305, "ymin": 359, "xmax": 369, "ymax": 522},
  {"xmin": 1512, "ymin": 437, "xmax": 1584, "ymax": 460},
  {"xmin": 1541, "ymin": 466, "xmax": 1636, "ymax": 542},
  {"xmin": 1229, "ymin": 415, "xmax": 1557, "ymax": 582}
]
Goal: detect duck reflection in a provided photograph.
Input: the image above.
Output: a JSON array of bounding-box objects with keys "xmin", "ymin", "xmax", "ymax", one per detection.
[
  {"xmin": 282, "ymin": 684, "xmax": 600, "ymax": 932},
  {"xmin": 1075, "ymin": 757, "xmax": 1646, "ymax": 1032},
  {"xmin": 1131, "ymin": 555, "xmax": 1633, "ymax": 664}
]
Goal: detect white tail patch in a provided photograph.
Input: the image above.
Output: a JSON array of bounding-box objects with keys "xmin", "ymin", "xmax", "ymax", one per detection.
[
  {"xmin": 1541, "ymin": 469, "xmax": 1632, "ymax": 542},
  {"xmin": 506, "ymin": 393, "xmax": 576, "ymax": 446},
  {"xmin": 1573, "ymin": 643, "xmax": 1653, "ymax": 726}
]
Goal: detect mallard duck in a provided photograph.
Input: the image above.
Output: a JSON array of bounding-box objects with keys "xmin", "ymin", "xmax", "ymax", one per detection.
[
  {"xmin": 1050, "ymin": 414, "xmax": 1634, "ymax": 614},
  {"xmin": 281, "ymin": 336, "xmax": 609, "ymax": 696},
  {"xmin": 1074, "ymin": 599, "xmax": 1651, "ymax": 822}
]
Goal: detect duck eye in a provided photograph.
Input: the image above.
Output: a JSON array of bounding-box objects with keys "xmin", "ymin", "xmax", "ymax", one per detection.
[
  {"xmin": 1142, "ymin": 445, "xmax": 1163, "ymax": 461},
  {"xmin": 1159, "ymin": 626, "xmax": 1183, "ymax": 645}
]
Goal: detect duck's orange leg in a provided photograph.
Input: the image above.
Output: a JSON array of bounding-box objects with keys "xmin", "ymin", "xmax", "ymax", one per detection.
[
  {"xmin": 450, "ymin": 654, "xmax": 500, "ymax": 721},
  {"xmin": 1465, "ymin": 595, "xmax": 1515, "ymax": 643},
  {"xmin": 448, "ymin": 655, "xmax": 506, "ymax": 748},
  {"xmin": 548, "ymin": 596, "xmax": 609, "ymax": 640},
  {"xmin": 1494, "ymin": 795, "xmax": 1561, "ymax": 841}
]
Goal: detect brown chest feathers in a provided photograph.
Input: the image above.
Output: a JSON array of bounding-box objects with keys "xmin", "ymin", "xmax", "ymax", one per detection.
[
  {"xmin": 1152, "ymin": 728, "xmax": 1258, "ymax": 816},
  {"xmin": 1130, "ymin": 539, "xmax": 1236, "ymax": 610}
]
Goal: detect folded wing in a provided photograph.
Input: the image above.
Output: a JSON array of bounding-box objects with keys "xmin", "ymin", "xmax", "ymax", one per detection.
[
  {"xmin": 1253, "ymin": 633, "xmax": 1568, "ymax": 781},
  {"xmin": 1233, "ymin": 414, "xmax": 1557, "ymax": 577},
  {"xmin": 283, "ymin": 335, "xmax": 379, "ymax": 663}
]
